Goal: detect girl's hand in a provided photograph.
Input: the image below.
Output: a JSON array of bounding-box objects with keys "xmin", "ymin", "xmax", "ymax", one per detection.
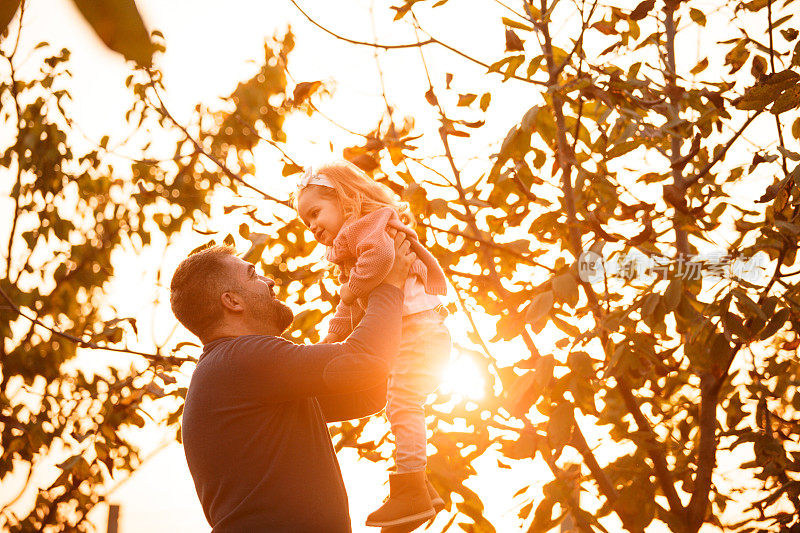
[{"xmin": 340, "ymin": 283, "xmax": 356, "ymax": 305}]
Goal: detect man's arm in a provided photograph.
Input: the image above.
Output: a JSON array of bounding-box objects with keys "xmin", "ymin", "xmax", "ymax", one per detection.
[
  {"xmin": 236, "ymin": 233, "xmax": 415, "ymax": 403},
  {"xmin": 316, "ymin": 382, "xmax": 387, "ymax": 422},
  {"xmin": 235, "ymin": 284, "xmax": 402, "ymax": 402}
]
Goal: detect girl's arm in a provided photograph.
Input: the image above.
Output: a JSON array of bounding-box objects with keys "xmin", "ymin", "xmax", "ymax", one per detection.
[
  {"xmin": 326, "ymin": 297, "xmax": 356, "ymax": 341},
  {"xmin": 346, "ymin": 209, "xmax": 397, "ymax": 300}
]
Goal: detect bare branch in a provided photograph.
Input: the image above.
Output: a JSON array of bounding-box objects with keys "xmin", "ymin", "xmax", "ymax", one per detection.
[
  {"xmin": 0, "ymin": 285, "xmax": 194, "ymax": 365},
  {"xmin": 288, "ymin": 0, "xmax": 434, "ymax": 49},
  {"xmin": 146, "ymin": 75, "xmax": 290, "ymax": 207},
  {"xmin": 766, "ymin": 0, "xmax": 790, "ymax": 179},
  {"xmin": 444, "ymin": 271, "xmax": 503, "ymax": 374},
  {"xmin": 419, "ymin": 26, "xmax": 547, "ymax": 86},
  {"xmin": 289, "ymin": 0, "xmax": 546, "ymax": 86},
  {"xmin": 552, "ymin": 0, "xmax": 598, "ymax": 79},
  {"xmin": 419, "ymin": 221, "xmax": 552, "ymax": 269},
  {"xmin": 683, "ymin": 111, "xmax": 762, "ymax": 189},
  {"xmin": 571, "ymin": 418, "xmax": 618, "ymax": 503}
]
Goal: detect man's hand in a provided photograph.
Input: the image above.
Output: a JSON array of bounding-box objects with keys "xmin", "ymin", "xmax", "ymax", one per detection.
[{"xmin": 382, "ymin": 230, "xmax": 415, "ymax": 289}]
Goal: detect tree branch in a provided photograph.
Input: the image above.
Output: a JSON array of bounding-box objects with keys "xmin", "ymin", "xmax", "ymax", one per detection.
[
  {"xmin": 2, "ymin": 6, "xmax": 26, "ymax": 281},
  {"xmin": 552, "ymin": 0, "xmax": 598, "ymax": 79},
  {"xmin": 441, "ymin": 269, "xmax": 502, "ymax": 376},
  {"xmin": 534, "ymin": 0, "xmax": 582, "ymax": 259},
  {"xmin": 663, "ymin": 4, "xmax": 690, "ymax": 256},
  {"xmin": 530, "ymin": 1, "xmax": 690, "ymax": 526},
  {"xmin": 232, "ymin": 114, "xmax": 301, "ymax": 169},
  {"xmin": 616, "ymin": 376, "xmax": 685, "ymax": 515},
  {"xmin": 147, "ymin": 76, "xmax": 290, "ymax": 207},
  {"xmin": 686, "ymin": 374, "xmax": 720, "ymax": 531},
  {"xmin": 290, "ymin": 0, "xmax": 546, "ymax": 86},
  {"xmin": 411, "ymin": 17, "xmax": 518, "ymax": 304},
  {"xmin": 536, "ymin": 432, "xmax": 596, "ymax": 533},
  {"xmin": 766, "ymin": 0, "xmax": 790, "ymax": 180},
  {"xmin": 0, "ymin": 285, "xmax": 194, "ymax": 365},
  {"xmin": 418, "ymin": 221, "xmax": 552, "ymax": 269},
  {"xmin": 570, "ymin": 420, "xmax": 618, "ymax": 503},
  {"xmin": 288, "ymin": 0, "xmax": 434, "ymax": 49},
  {"xmin": 682, "ymin": 111, "xmax": 762, "ymax": 189},
  {"xmin": 525, "ymin": 2, "xmax": 691, "ymax": 523}
]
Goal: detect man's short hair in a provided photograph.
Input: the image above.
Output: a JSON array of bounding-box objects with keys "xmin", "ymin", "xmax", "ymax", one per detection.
[{"xmin": 170, "ymin": 245, "xmax": 237, "ymax": 341}]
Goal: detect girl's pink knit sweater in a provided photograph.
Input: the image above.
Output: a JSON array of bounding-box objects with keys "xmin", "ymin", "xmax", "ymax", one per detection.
[{"xmin": 325, "ymin": 207, "xmax": 447, "ymax": 339}]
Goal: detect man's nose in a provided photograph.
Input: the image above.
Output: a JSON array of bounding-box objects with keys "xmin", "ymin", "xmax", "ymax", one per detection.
[{"xmin": 260, "ymin": 276, "xmax": 275, "ymax": 288}]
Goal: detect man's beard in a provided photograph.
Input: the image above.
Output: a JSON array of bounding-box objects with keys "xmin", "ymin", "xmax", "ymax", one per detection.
[{"xmin": 244, "ymin": 289, "xmax": 294, "ymax": 335}]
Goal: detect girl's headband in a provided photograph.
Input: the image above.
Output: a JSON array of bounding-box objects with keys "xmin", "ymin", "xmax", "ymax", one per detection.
[{"xmin": 298, "ymin": 167, "xmax": 335, "ymax": 190}]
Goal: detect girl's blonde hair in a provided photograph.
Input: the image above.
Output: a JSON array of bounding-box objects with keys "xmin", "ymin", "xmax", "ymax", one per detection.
[{"xmin": 298, "ymin": 159, "xmax": 415, "ymax": 227}]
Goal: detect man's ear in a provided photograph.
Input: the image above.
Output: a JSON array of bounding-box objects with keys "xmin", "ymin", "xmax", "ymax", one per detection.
[{"xmin": 220, "ymin": 291, "xmax": 245, "ymax": 313}]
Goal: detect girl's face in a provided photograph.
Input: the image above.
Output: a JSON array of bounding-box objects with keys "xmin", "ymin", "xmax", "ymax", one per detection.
[{"xmin": 297, "ymin": 187, "xmax": 345, "ymax": 246}]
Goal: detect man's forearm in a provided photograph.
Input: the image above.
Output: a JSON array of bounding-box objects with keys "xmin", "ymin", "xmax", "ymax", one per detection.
[
  {"xmin": 342, "ymin": 284, "xmax": 403, "ymax": 362},
  {"xmin": 318, "ymin": 382, "xmax": 388, "ymax": 423}
]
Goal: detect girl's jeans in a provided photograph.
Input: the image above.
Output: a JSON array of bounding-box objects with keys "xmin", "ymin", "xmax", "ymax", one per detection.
[{"xmin": 387, "ymin": 308, "xmax": 451, "ymax": 473}]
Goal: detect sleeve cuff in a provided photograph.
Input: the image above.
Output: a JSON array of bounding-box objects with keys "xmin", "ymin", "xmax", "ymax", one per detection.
[{"xmin": 371, "ymin": 283, "xmax": 404, "ymax": 301}]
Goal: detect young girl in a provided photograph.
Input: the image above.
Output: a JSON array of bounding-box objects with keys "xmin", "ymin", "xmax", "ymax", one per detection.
[{"xmin": 296, "ymin": 160, "xmax": 451, "ymax": 528}]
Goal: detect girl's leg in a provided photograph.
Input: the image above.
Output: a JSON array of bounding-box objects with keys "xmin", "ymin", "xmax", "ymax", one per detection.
[
  {"xmin": 366, "ymin": 317, "xmax": 450, "ymax": 527},
  {"xmin": 387, "ymin": 320, "xmax": 451, "ymax": 472}
]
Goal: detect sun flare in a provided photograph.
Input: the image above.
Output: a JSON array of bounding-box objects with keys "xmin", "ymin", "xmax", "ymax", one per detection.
[{"xmin": 440, "ymin": 355, "xmax": 485, "ymax": 400}]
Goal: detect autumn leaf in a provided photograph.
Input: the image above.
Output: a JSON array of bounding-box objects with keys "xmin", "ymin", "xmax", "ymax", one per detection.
[
  {"xmin": 689, "ymin": 7, "xmax": 706, "ymax": 26},
  {"xmin": 690, "ymin": 58, "xmax": 709, "ymax": 75},
  {"xmin": 292, "ymin": 80, "xmax": 322, "ymax": 105},
  {"xmin": 629, "ymin": 0, "xmax": 655, "ymax": 20},
  {"xmin": 724, "ymin": 39, "xmax": 750, "ymax": 74},
  {"xmin": 546, "ymin": 401, "xmax": 574, "ymax": 449},
  {"xmin": 592, "ymin": 20, "xmax": 617, "ymax": 35},
  {"xmin": 71, "ymin": 0, "xmax": 155, "ymax": 66},
  {"xmin": 0, "ymin": 0, "xmax": 20, "ymax": 32},
  {"xmin": 424, "ymin": 87, "xmax": 438, "ymax": 106},
  {"xmin": 480, "ymin": 92, "xmax": 491, "ymax": 111},
  {"xmin": 458, "ymin": 93, "xmax": 477, "ymax": 106},
  {"xmin": 505, "ymin": 29, "xmax": 524, "ymax": 52}
]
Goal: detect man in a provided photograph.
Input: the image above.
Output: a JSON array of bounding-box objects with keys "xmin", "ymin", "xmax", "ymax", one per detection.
[{"xmin": 169, "ymin": 233, "xmax": 415, "ymax": 532}]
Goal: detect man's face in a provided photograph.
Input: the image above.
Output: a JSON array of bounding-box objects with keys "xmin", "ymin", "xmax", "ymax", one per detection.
[{"xmin": 224, "ymin": 255, "xmax": 294, "ymax": 335}]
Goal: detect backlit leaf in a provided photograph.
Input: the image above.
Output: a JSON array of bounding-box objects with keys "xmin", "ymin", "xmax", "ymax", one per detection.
[
  {"xmin": 71, "ymin": 0, "xmax": 155, "ymax": 66},
  {"xmin": 0, "ymin": 0, "xmax": 20, "ymax": 33}
]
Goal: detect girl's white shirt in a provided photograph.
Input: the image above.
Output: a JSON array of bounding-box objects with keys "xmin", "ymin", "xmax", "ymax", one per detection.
[{"xmin": 402, "ymin": 275, "xmax": 441, "ymax": 316}]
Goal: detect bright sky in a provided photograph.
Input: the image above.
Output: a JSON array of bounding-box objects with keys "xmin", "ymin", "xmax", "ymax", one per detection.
[{"xmin": 1, "ymin": 0, "xmax": 785, "ymax": 531}]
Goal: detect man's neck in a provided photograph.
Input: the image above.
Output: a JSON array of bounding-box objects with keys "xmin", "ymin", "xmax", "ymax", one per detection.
[{"xmin": 205, "ymin": 322, "xmax": 278, "ymax": 344}]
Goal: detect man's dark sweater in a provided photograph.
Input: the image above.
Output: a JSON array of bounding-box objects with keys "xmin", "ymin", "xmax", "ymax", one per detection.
[{"xmin": 181, "ymin": 284, "xmax": 403, "ymax": 532}]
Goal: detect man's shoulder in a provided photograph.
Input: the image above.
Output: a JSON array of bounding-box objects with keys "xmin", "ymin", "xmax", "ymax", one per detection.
[{"xmin": 200, "ymin": 335, "xmax": 296, "ymax": 363}]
